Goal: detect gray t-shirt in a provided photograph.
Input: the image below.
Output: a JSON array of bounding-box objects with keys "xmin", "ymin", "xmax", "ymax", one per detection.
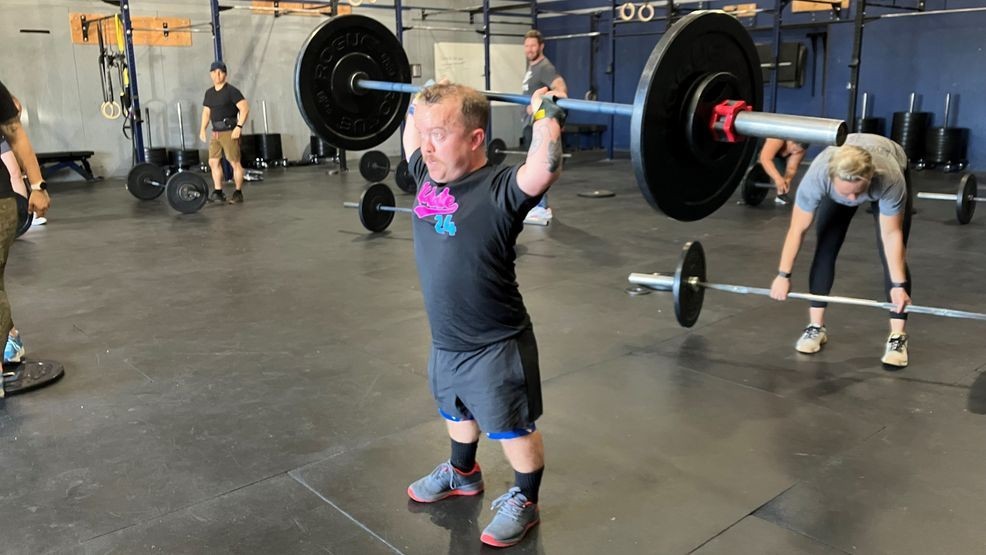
[
  {"xmin": 795, "ymin": 133, "xmax": 908, "ymax": 216},
  {"xmin": 408, "ymin": 149, "xmax": 542, "ymax": 351},
  {"xmin": 521, "ymin": 57, "xmax": 560, "ymax": 124}
]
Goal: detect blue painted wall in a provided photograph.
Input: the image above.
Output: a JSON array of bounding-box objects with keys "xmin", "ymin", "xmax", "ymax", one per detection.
[{"xmin": 534, "ymin": 1, "xmax": 986, "ymax": 168}]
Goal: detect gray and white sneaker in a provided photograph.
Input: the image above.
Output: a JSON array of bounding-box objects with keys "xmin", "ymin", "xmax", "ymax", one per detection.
[
  {"xmin": 796, "ymin": 324, "xmax": 828, "ymax": 354},
  {"xmin": 480, "ymin": 487, "xmax": 539, "ymax": 548},
  {"xmin": 407, "ymin": 460, "xmax": 484, "ymax": 503}
]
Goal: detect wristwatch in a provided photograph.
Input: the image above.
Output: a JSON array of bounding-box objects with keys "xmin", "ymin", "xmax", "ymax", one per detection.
[{"xmin": 31, "ymin": 181, "xmax": 47, "ymax": 192}]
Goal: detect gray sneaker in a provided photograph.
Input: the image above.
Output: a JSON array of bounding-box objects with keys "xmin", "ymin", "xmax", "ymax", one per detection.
[
  {"xmin": 407, "ymin": 461, "xmax": 484, "ymax": 503},
  {"xmin": 795, "ymin": 324, "xmax": 828, "ymax": 354},
  {"xmin": 480, "ymin": 487, "xmax": 540, "ymax": 548}
]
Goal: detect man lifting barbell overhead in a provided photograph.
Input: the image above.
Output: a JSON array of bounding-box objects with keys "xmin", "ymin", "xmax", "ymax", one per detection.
[
  {"xmin": 401, "ymin": 81, "xmax": 564, "ymax": 548},
  {"xmin": 199, "ymin": 61, "xmax": 249, "ymax": 204},
  {"xmin": 770, "ymin": 133, "xmax": 913, "ymax": 367}
]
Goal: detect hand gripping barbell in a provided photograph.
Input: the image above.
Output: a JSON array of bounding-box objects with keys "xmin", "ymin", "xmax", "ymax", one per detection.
[
  {"xmin": 628, "ymin": 241, "xmax": 986, "ymax": 328},
  {"xmin": 916, "ymin": 173, "xmax": 983, "ymax": 225},
  {"xmin": 295, "ymin": 11, "xmax": 847, "ymax": 222},
  {"xmin": 126, "ymin": 162, "xmax": 211, "ymax": 214},
  {"xmin": 343, "ymin": 183, "xmax": 549, "ymax": 233}
]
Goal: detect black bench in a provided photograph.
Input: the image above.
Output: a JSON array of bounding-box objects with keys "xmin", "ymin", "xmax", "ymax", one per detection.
[
  {"xmin": 562, "ymin": 124, "xmax": 607, "ymax": 151},
  {"xmin": 36, "ymin": 151, "xmax": 99, "ymax": 181}
]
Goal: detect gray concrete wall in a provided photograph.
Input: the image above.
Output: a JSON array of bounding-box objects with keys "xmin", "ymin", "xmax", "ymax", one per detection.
[{"xmin": 1, "ymin": 0, "xmax": 532, "ymax": 179}]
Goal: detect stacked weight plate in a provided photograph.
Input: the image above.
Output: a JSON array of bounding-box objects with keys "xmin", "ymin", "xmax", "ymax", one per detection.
[{"xmin": 891, "ymin": 111, "xmax": 931, "ymax": 162}]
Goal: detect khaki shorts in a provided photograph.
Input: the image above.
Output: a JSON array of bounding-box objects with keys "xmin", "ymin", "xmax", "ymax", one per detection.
[{"xmin": 208, "ymin": 131, "xmax": 241, "ymax": 163}]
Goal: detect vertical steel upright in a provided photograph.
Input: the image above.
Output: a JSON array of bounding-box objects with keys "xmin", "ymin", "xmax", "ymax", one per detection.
[{"xmin": 119, "ymin": 0, "xmax": 145, "ymax": 162}]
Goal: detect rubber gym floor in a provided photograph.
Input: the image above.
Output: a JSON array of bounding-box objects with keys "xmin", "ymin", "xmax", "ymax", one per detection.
[{"xmin": 3, "ymin": 155, "xmax": 985, "ymax": 554}]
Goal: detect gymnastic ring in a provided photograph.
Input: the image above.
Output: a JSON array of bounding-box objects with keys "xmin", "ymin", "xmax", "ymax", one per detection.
[
  {"xmin": 638, "ymin": 3, "xmax": 655, "ymax": 22},
  {"xmin": 102, "ymin": 101, "xmax": 122, "ymax": 120},
  {"xmin": 619, "ymin": 3, "xmax": 636, "ymax": 22},
  {"xmin": 349, "ymin": 0, "xmax": 362, "ymax": 6}
]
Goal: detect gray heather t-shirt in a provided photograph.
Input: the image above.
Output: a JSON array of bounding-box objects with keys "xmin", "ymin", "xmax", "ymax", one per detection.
[
  {"xmin": 521, "ymin": 57, "xmax": 560, "ymax": 124},
  {"xmin": 408, "ymin": 149, "xmax": 542, "ymax": 351},
  {"xmin": 795, "ymin": 133, "xmax": 908, "ymax": 216}
]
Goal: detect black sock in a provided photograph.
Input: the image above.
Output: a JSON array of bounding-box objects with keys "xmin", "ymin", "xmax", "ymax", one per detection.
[
  {"xmin": 514, "ymin": 467, "xmax": 544, "ymax": 504},
  {"xmin": 450, "ymin": 439, "xmax": 478, "ymax": 473}
]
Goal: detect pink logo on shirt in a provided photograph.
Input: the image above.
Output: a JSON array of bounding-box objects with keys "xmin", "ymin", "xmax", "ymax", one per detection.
[{"xmin": 413, "ymin": 182, "xmax": 459, "ymax": 219}]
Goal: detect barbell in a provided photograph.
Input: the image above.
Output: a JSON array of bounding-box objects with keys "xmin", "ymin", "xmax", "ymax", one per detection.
[
  {"xmin": 487, "ymin": 138, "xmax": 572, "ymax": 166},
  {"xmin": 343, "ymin": 182, "xmax": 549, "ymax": 233},
  {"xmin": 628, "ymin": 241, "xmax": 986, "ymax": 328},
  {"xmin": 916, "ymin": 173, "xmax": 982, "ymax": 225},
  {"xmin": 126, "ymin": 162, "xmax": 210, "ymax": 214},
  {"xmin": 295, "ymin": 11, "xmax": 848, "ymax": 222}
]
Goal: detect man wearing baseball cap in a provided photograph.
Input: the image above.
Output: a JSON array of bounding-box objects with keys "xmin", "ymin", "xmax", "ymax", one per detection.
[{"xmin": 199, "ymin": 61, "xmax": 249, "ymax": 204}]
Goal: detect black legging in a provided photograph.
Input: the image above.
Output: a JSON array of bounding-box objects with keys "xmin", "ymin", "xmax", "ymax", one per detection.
[{"xmin": 807, "ymin": 186, "xmax": 913, "ymax": 319}]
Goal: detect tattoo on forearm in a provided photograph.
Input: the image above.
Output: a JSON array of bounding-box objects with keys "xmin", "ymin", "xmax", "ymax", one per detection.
[
  {"xmin": 547, "ymin": 139, "xmax": 562, "ymax": 173},
  {"xmin": 529, "ymin": 126, "xmax": 545, "ymax": 155}
]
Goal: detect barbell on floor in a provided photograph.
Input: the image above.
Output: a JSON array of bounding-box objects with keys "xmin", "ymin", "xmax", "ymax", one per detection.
[
  {"xmin": 916, "ymin": 173, "xmax": 982, "ymax": 225},
  {"xmin": 295, "ymin": 11, "xmax": 847, "ymax": 222},
  {"xmin": 739, "ymin": 161, "xmax": 783, "ymax": 206},
  {"xmin": 487, "ymin": 138, "xmax": 572, "ymax": 166},
  {"xmin": 628, "ymin": 241, "xmax": 986, "ymax": 327},
  {"xmin": 357, "ymin": 150, "xmax": 416, "ymax": 194},
  {"xmin": 126, "ymin": 162, "xmax": 210, "ymax": 214},
  {"xmin": 343, "ymin": 183, "xmax": 548, "ymax": 233}
]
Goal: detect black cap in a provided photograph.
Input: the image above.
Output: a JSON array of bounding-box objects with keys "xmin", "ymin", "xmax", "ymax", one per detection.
[{"xmin": 210, "ymin": 61, "xmax": 227, "ymax": 73}]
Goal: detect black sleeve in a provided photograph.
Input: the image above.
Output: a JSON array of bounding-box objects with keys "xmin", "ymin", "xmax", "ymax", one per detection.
[
  {"xmin": 202, "ymin": 89, "xmax": 211, "ymax": 109},
  {"xmin": 229, "ymin": 85, "xmax": 245, "ymax": 105},
  {"xmin": 490, "ymin": 164, "xmax": 541, "ymax": 217},
  {"xmin": 409, "ymin": 148, "xmax": 426, "ymax": 187},
  {"xmin": 0, "ymin": 81, "xmax": 18, "ymax": 125}
]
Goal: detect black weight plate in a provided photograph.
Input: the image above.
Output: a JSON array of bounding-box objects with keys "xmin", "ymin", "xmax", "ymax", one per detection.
[
  {"xmin": 144, "ymin": 147, "xmax": 170, "ymax": 167},
  {"xmin": 674, "ymin": 241, "xmax": 706, "ymax": 328},
  {"xmin": 741, "ymin": 163, "xmax": 770, "ymax": 206},
  {"xmin": 15, "ymin": 193, "xmax": 32, "ymax": 238},
  {"xmin": 165, "ymin": 172, "xmax": 209, "ymax": 214},
  {"xmin": 358, "ymin": 183, "xmax": 396, "ymax": 232},
  {"xmin": 395, "ymin": 159, "xmax": 416, "ymax": 194},
  {"xmin": 127, "ymin": 162, "xmax": 167, "ymax": 200},
  {"xmin": 631, "ymin": 11, "xmax": 762, "ymax": 222},
  {"xmin": 295, "ymin": 15, "xmax": 411, "ymax": 151},
  {"xmin": 360, "ymin": 150, "xmax": 391, "ymax": 182},
  {"xmin": 956, "ymin": 173, "xmax": 977, "ymax": 225},
  {"xmin": 488, "ymin": 138, "xmax": 507, "ymax": 165},
  {"xmin": 3, "ymin": 359, "xmax": 64, "ymax": 395}
]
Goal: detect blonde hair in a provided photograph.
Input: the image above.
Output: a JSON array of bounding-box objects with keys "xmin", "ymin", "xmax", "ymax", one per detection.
[
  {"xmin": 418, "ymin": 83, "xmax": 489, "ymax": 132},
  {"xmin": 828, "ymin": 145, "xmax": 874, "ymax": 181}
]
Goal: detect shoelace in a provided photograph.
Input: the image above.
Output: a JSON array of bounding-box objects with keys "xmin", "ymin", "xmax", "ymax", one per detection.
[
  {"xmin": 803, "ymin": 326, "xmax": 823, "ymax": 339},
  {"xmin": 429, "ymin": 462, "xmax": 459, "ymax": 491},
  {"xmin": 490, "ymin": 489, "xmax": 527, "ymax": 522},
  {"xmin": 888, "ymin": 335, "xmax": 907, "ymax": 352}
]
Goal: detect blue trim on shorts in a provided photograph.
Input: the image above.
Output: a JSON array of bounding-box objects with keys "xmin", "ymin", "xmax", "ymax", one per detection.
[
  {"xmin": 439, "ymin": 408, "xmax": 473, "ymax": 422},
  {"xmin": 487, "ymin": 424, "xmax": 536, "ymax": 440}
]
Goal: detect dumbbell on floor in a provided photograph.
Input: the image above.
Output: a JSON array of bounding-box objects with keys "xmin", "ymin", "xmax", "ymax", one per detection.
[
  {"xmin": 358, "ymin": 150, "xmax": 416, "ymax": 194},
  {"xmin": 915, "ymin": 173, "xmax": 983, "ymax": 225},
  {"xmin": 487, "ymin": 138, "xmax": 573, "ymax": 166},
  {"xmin": 343, "ymin": 183, "xmax": 549, "ymax": 233}
]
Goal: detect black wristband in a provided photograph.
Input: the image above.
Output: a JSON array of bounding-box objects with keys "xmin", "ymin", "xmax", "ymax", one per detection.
[
  {"xmin": 777, "ymin": 271, "xmax": 791, "ymax": 279},
  {"xmin": 891, "ymin": 281, "xmax": 908, "ymax": 288}
]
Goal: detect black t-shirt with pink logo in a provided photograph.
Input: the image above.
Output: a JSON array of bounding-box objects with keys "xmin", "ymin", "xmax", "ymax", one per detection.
[{"xmin": 408, "ymin": 148, "xmax": 542, "ymax": 351}]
